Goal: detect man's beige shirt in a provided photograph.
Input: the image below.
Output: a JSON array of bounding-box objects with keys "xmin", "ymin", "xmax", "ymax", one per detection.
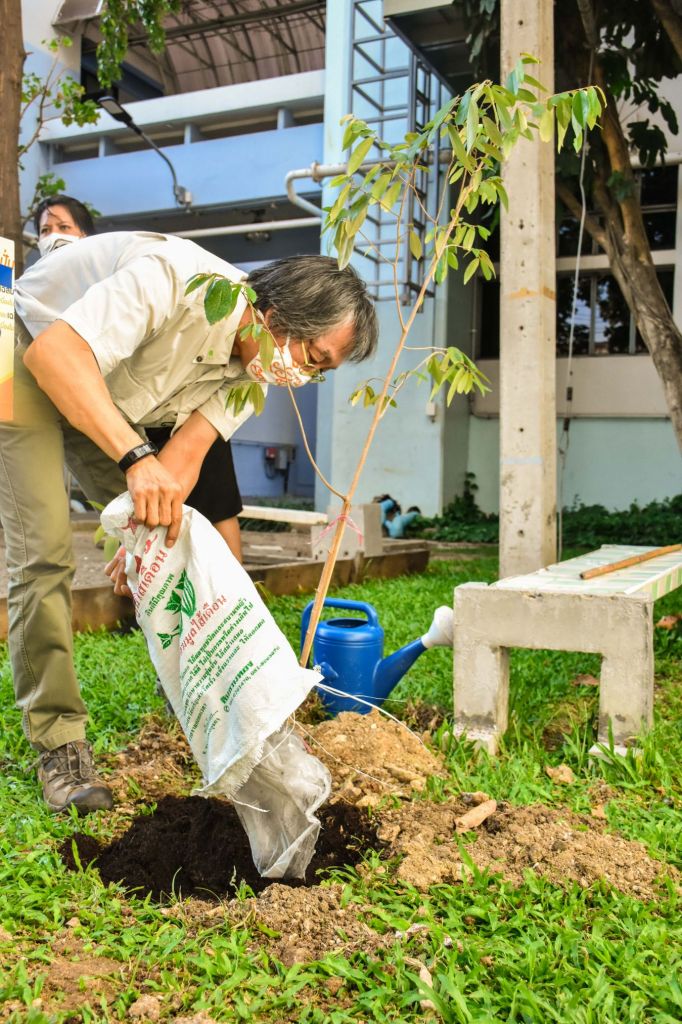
[{"xmin": 15, "ymin": 231, "xmax": 263, "ymax": 440}]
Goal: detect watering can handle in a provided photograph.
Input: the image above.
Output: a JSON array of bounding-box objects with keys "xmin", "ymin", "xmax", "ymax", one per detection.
[{"xmin": 300, "ymin": 598, "xmax": 380, "ymax": 657}]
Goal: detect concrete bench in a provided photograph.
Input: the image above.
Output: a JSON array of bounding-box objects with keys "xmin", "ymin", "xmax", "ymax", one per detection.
[{"xmin": 453, "ymin": 545, "xmax": 682, "ymax": 757}]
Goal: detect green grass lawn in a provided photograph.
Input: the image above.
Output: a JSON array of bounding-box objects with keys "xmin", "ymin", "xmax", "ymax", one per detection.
[{"xmin": 0, "ymin": 556, "xmax": 681, "ymax": 1023}]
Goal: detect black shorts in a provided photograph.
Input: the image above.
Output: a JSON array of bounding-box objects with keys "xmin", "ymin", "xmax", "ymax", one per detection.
[{"xmin": 145, "ymin": 427, "xmax": 243, "ymax": 523}]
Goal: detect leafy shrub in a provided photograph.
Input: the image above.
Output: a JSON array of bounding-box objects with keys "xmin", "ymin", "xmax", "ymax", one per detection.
[{"xmin": 410, "ymin": 476, "xmax": 682, "ymax": 548}]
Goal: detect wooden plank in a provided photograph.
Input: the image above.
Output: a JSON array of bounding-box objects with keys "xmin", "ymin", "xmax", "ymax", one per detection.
[
  {"xmin": 239, "ymin": 505, "xmax": 328, "ymax": 526},
  {"xmin": 0, "ymin": 586, "xmax": 134, "ymax": 640}
]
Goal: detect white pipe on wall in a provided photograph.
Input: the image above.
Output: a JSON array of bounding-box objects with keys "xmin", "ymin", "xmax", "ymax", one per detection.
[{"xmin": 176, "ymin": 216, "xmax": 321, "ymax": 238}]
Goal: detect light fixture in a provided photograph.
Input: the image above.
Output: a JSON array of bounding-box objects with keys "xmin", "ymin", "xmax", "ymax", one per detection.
[{"xmin": 96, "ymin": 95, "xmax": 192, "ymax": 209}]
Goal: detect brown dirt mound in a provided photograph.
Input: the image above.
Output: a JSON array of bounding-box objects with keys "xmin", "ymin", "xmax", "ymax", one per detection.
[
  {"xmin": 103, "ymin": 716, "xmax": 199, "ymax": 807},
  {"xmin": 304, "ymin": 709, "xmax": 446, "ymax": 806},
  {"xmin": 60, "ymin": 795, "xmax": 385, "ymax": 901},
  {"xmin": 376, "ymin": 799, "xmax": 680, "ymax": 898},
  {"xmin": 228, "ymin": 883, "xmax": 392, "ymax": 965},
  {"xmin": 0, "ymin": 934, "xmax": 126, "ymax": 1020}
]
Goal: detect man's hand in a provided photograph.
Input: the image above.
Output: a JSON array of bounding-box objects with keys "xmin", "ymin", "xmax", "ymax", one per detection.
[
  {"xmin": 105, "ymin": 546, "xmax": 131, "ymax": 598},
  {"xmin": 125, "ymin": 455, "xmax": 183, "ymax": 546}
]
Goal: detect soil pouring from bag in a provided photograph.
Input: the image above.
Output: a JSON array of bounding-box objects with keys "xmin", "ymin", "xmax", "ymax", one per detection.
[{"xmin": 60, "ymin": 797, "xmax": 385, "ymax": 901}]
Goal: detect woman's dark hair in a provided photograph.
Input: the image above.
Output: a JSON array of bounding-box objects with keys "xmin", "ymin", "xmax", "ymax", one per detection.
[
  {"xmin": 247, "ymin": 255, "xmax": 378, "ymax": 363},
  {"xmin": 34, "ymin": 194, "xmax": 96, "ymax": 236}
]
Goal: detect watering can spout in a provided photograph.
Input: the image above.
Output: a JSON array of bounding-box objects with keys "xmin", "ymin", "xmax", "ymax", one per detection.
[{"xmin": 372, "ymin": 605, "xmax": 454, "ymax": 702}]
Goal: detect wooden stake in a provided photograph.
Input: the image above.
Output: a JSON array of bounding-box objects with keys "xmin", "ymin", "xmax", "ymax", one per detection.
[{"xmin": 579, "ymin": 544, "xmax": 682, "ymax": 580}]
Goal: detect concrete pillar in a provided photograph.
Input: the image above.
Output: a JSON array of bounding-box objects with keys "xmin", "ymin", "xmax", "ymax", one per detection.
[{"xmin": 499, "ymin": 1, "xmax": 557, "ymax": 577}]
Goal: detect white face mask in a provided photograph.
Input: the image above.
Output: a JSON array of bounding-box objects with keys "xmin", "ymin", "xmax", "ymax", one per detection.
[
  {"xmin": 37, "ymin": 233, "xmax": 81, "ymax": 257},
  {"xmin": 244, "ymin": 336, "xmax": 311, "ymax": 388}
]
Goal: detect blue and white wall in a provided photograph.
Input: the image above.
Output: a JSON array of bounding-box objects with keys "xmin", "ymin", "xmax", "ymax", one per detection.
[{"xmin": 21, "ymin": 1, "xmax": 681, "ymax": 513}]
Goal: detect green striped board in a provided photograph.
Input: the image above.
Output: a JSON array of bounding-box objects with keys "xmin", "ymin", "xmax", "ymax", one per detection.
[{"xmin": 494, "ymin": 545, "xmax": 682, "ymax": 599}]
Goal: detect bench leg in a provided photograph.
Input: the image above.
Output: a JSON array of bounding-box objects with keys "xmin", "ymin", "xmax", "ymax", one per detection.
[
  {"xmin": 592, "ymin": 597, "xmax": 654, "ymax": 758},
  {"xmin": 454, "ymin": 585, "xmax": 509, "ymax": 754},
  {"xmin": 453, "ymin": 641, "xmax": 509, "ymax": 754}
]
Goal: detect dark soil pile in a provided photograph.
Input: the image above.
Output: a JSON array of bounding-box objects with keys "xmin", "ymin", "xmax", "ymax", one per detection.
[{"xmin": 60, "ymin": 795, "xmax": 384, "ymax": 901}]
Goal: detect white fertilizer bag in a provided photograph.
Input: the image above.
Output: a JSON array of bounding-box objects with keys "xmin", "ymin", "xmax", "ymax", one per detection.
[{"xmin": 101, "ymin": 493, "xmax": 331, "ymax": 879}]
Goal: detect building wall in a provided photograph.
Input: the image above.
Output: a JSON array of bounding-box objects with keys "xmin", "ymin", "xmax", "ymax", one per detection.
[
  {"xmin": 20, "ymin": 6, "xmax": 324, "ymax": 501},
  {"xmin": 468, "ymin": 416, "xmax": 680, "ymax": 514},
  {"xmin": 315, "ymin": 0, "xmax": 452, "ymax": 516},
  {"xmin": 20, "ymin": 1, "xmax": 81, "ymax": 217}
]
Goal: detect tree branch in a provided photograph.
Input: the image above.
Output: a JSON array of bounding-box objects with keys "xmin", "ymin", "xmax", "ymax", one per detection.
[
  {"xmin": 555, "ymin": 179, "xmax": 608, "ymax": 251},
  {"xmin": 649, "ymin": 0, "xmax": 682, "ymax": 62},
  {"xmin": 575, "ymin": 0, "xmax": 599, "ymax": 49}
]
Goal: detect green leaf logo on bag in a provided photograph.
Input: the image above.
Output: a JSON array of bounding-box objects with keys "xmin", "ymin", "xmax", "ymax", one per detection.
[{"xmin": 156, "ymin": 570, "xmax": 198, "ymax": 646}]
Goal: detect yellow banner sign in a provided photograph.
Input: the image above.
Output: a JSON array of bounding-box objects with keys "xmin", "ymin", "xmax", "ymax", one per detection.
[{"xmin": 0, "ymin": 237, "xmax": 14, "ymax": 421}]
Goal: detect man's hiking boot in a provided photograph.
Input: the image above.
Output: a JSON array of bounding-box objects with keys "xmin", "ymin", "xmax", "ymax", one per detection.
[{"xmin": 38, "ymin": 740, "xmax": 113, "ymax": 814}]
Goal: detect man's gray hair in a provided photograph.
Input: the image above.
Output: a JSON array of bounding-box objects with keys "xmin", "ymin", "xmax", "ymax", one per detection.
[{"xmin": 246, "ymin": 255, "xmax": 378, "ymax": 362}]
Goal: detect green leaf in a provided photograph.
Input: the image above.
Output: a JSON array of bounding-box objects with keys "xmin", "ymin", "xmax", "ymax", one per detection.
[
  {"xmin": 341, "ymin": 120, "xmax": 359, "ymax": 150},
  {"xmin": 446, "ymin": 125, "xmax": 475, "ymax": 173},
  {"xmin": 381, "ymin": 181, "xmax": 402, "ymax": 211},
  {"xmin": 347, "ymin": 136, "xmax": 374, "ymax": 175},
  {"xmin": 462, "ymin": 225, "xmax": 476, "ymax": 251},
  {"xmin": 482, "ymin": 115, "xmax": 502, "ymax": 148},
  {"xmin": 251, "ymin": 385, "xmax": 265, "ymax": 415},
  {"xmin": 185, "ymin": 272, "xmax": 215, "ymax": 295},
  {"xmin": 409, "ymin": 230, "xmax": 423, "ymax": 261},
  {"xmin": 435, "ymin": 253, "xmax": 448, "ymax": 285},
  {"xmin": 204, "ymin": 278, "xmax": 239, "ymax": 324},
  {"xmin": 539, "ymin": 107, "xmax": 554, "ymax": 143},
  {"xmin": 463, "ymin": 257, "xmax": 480, "ymax": 284},
  {"xmin": 572, "ymin": 90, "xmax": 586, "ymax": 128},
  {"xmin": 370, "ymin": 172, "xmax": 391, "ymax": 202},
  {"xmin": 555, "ymin": 98, "xmax": 571, "ymax": 150},
  {"xmin": 336, "ymin": 229, "xmax": 355, "ymax": 269},
  {"xmin": 259, "ymin": 331, "xmax": 275, "ymax": 372},
  {"xmin": 329, "ymin": 182, "xmax": 352, "ymax": 222},
  {"xmin": 523, "ymin": 74, "xmax": 547, "ymax": 92},
  {"xmin": 466, "ymin": 98, "xmax": 479, "ymax": 150}
]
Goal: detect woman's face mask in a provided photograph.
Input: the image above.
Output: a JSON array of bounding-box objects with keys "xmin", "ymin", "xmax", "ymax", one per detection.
[
  {"xmin": 244, "ymin": 336, "xmax": 312, "ymax": 388},
  {"xmin": 37, "ymin": 233, "xmax": 80, "ymax": 257}
]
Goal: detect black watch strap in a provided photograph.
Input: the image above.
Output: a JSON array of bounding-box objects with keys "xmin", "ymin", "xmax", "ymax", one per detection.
[{"xmin": 117, "ymin": 441, "xmax": 159, "ymax": 473}]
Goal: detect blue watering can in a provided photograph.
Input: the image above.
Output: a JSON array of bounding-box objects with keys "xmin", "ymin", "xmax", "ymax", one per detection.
[{"xmin": 300, "ymin": 598, "xmax": 453, "ymax": 715}]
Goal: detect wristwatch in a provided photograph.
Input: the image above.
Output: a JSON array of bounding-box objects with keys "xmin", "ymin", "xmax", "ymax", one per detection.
[{"xmin": 117, "ymin": 441, "xmax": 159, "ymax": 473}]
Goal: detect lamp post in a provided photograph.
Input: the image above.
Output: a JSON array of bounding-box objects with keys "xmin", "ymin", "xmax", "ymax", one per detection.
[{"xmin": 96, "ymin": 95, "xmax": 192, "ymax": 209}]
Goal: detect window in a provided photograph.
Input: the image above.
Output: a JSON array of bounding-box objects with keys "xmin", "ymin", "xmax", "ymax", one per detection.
[
  {"xmin": 558, "ymin": 166, "xmax": 677, "ymax": 256},
  {"xmin": 556, "ymin": 270, "xmax": 674, "ymax": 356},
  {"xmin": 476, "ymin": 165, "xmax": 677, "ymax": 359},
  {"xmin": 477, "ymin": 269, "xmax": 674, "ymax": 359}
]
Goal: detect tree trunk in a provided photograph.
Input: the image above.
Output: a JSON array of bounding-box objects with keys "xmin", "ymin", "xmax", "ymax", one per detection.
[
  {"xmin": 605, "ymin": 246, "xmax": 682, "ymax": 450},
  {"xmin": 559, "ymin": 8, "xmax": 682, "ymax": 452},
  {"xmin": 0, "ymin": 0, "xmax": 25, "ymax": 274}
]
